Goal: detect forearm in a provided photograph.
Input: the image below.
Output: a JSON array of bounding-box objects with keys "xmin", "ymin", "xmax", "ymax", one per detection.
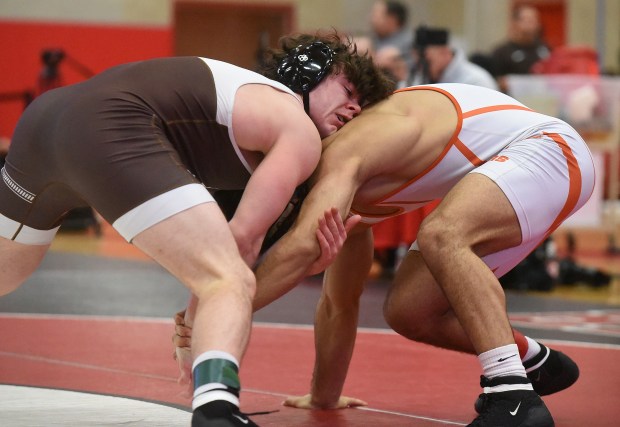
[
  {"xmin": 253, "ymin": 233, "xmax": 317, "ymax": 311},
  {"xmin": 308, "ymin": 228, "xmax": 374, "ymax": 407},
  {"xmin": 310, "ymin": 295, "xmax": 360, "ymax": 407}
]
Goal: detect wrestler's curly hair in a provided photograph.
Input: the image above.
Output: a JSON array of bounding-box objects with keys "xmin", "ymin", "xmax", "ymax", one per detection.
[{"xmin": 260, "ymin": 30, "xmax": 395, "ymax": 106}]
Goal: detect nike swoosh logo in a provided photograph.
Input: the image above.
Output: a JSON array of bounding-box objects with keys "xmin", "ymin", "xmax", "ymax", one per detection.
[
  {"xmin": 510, "ymin": 401, "xmax": 522, "ymax": 416},
  {"xmin": 497, "ymin": 354, "xmax": 518, "ymax": 362},
  {"xmin": 533, "ymin": 371, "xmax": 542, "ymax": 381},
  {"xmin": 232, "ymin": 414, "xmax": 249, "ymax": 424}
]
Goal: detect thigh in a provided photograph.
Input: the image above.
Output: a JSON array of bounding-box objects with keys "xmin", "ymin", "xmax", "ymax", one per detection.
[
  {"xmin": 425, "ymin": 130, "xmax": 596, "ymax": 278},
  {"xmin": 132, "ymin": 202, "xmax": 251, "ymax": 292},
  {"xmin": 0, "ymin": 237, "xmax": 49, "ymax": 294},
  {"xmin": 425, "ymin": 172, "xmax": 522, "ymax": 257}
]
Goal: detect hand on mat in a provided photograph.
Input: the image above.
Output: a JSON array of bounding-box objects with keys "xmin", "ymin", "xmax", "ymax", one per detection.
[
  {"xmin": 306, "ymin": 208, "xmax": 361, "ymax": 276},
  {"xmin": 172, "ymin": 310, "xmax": 193, "ymax": 398},
  {"xmin": 283, "ymin": 393, "xmax": 368, "ymax": 409}
]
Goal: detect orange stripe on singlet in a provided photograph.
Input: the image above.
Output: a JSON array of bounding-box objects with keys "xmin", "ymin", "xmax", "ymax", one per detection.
[
  {"xmin": 462, "ymin": 104, "xmax": 534, "ymax": 119},
  {"xmin": 355, "ymin": 90, "xmax": 534, "ymax": 218},
  {"xmin": 543, "ymin": 132, "xmax": 582, "ymax": 235},
  {"xmin": 365, "ymin": 86, "xmax": 464, "ymax": 206},
  {"xmin": 457, "ymin": 104, "xmax": 534, "ymax": 167},
  {"xmin": 460, "ymin": 106, "xmax": 580, "ymax": 232},
  {"xmin": 454, "ymin": 138, "xmax": 484, "ymax": 167}
]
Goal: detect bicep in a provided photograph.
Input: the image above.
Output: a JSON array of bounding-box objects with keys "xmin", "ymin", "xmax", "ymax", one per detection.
[{"xmin": 232, "ymin": 125, "xmax": 321, "ymax": 241}]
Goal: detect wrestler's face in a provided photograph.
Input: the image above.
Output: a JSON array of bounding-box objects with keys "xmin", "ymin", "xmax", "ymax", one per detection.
[{"xmin": 308, "ymin": 73, "xmax": 362, "ymax": 138}]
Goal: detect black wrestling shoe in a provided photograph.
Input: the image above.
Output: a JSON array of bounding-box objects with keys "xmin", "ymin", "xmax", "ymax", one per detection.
[
  {"xmin": 474, "ymin": 343, "xmax": 579, "ymax": 413},
  {"xmin": 192, "ymin": 400, "xmax": 260, "ymax": 427},
  {"xmin": 524, "ymin": 343, "xmax": 579, "ymax": 396},
  {"xmin": 469, "ymin": 377, "xmax": 554, "ymax": 427}
]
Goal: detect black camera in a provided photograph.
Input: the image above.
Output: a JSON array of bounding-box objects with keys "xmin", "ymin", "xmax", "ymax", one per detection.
[
  {"xmin": 414, "ymin": 26, "xmax": 449, "ymax": 49},
  {"xmin": 558, "ymin": 258, "xmax": 611, "ymax": 288}
]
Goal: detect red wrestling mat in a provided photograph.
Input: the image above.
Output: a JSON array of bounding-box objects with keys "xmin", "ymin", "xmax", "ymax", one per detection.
[{"xmin": 0, "ymin": 314, "xmax": 618, "ymax": 426}]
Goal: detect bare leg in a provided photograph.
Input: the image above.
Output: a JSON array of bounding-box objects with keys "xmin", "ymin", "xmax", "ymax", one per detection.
[
  {"xmin": 132, "ymin": 202, "xmax": 255, "ymax": 363},
  {"xmin": 0, "ymin": 237, "xmax": 49, "ymax": 296},
  {"xmin": 384, "ymin": 249, "xmax": 475, "ymax": 352},
  {"xmin": 415, "ymin": 173, "xmax": 522, "ymax": 355}
]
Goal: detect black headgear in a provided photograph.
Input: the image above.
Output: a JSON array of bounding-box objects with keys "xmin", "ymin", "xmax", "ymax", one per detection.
[{"xmin": 276, "ymin": 41, "xmax": 334, "ymax": 114}]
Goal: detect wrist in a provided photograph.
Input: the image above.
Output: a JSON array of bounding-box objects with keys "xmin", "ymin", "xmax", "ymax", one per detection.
[{"xmin": 310, "ymin": 391, "xmax": 339, "ymax": 409}]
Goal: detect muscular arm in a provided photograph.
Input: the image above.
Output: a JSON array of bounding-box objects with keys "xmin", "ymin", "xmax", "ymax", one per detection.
[
  {"xmin": 309, "ymin": 226, "xmax": 374, "ymax": 407},
  {"xmin": 229, "ymin": 89, "xmax": 321, "ymax": 267},
  {"xmin": 253, "ymin": 104, "xmax": 420, "ymax": 309},
  {"xmin": 253, "ymin": 156, "xmax": 362, "ymax": 310}
]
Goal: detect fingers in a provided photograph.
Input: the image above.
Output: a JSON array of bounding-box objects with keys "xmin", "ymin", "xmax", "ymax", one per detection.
[
  {"xmin": 282, "ymin": 395, "xmax": 312, "ymax": 409},
  {"xmin": 315, "ymin": 226, "xmax": 332, "ymax": 259},
  {"xmin": 317, "ymin": 216, "xmax": 336, "ymax": 251},
  {"xmin": 344, "ymin": 397, "xmax": 368, "ymax": 407},
  {"xmin": 282, "ymin": 397, "xmax": 297, "ymax": 408},
  {"xmin": 175, "ymin": 324, "xmax": 192, "ymax": 337},
  {"xmin": 325, "ymin": 208, "xmax": 344, "ymax": 244},
  {"xmin": 282, "ymin": 394, "xmax": 368, "ymax": 410},
  {"xmin": 174, "ymin": 335, "xmax": 192, "ymax": 348},
  {"xmin": 344, "ymin": 214, "xmax": 362, "ymax": 233},
  {"xmin": 174, "ymin": 310, "xmax": 186, "ymax": 326},
  {"xmin": 318, "ymin": 208, "xmax": 346, "ymax": 245},
  {"xmin": 172, "ymin": 313, "xmax": 192, "ymax": 352}
]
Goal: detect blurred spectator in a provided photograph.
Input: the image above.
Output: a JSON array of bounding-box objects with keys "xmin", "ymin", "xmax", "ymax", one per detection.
[
  {"xmin": 490, "ymin": 4, "xmax": 550, "ymax": 91},
  {"xmin": 409, "ymin": 27, "xmax": 498, "ymax": 90},
  {"xmin": 469, "ymin": 52, "xmax": 497, "ymax": 77},
  {"xmin": 369, "ymin": 1, "xmax": 414, "ymax": 67},
  {"xmin": 374, "ymin": 45, "xmax": 410, "ymax": 88}
]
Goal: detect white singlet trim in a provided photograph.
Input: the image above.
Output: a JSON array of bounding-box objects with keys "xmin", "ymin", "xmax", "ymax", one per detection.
[
  {"xmin": 197, "ymin": 57, "xmax": 301, "ymax": 176},
  {"xmin": 113, "ymin": 183, "xmax": 214, "ymax": 242},
  {"xmin": 0, "ymin": 214, "xmax": 59, "ymax": 245}
]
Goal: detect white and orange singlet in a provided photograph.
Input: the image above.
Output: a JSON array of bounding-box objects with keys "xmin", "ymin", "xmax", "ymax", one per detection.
[{"xmin": 354, "ymin": 83, "xmax": 595, "ymax": 277}]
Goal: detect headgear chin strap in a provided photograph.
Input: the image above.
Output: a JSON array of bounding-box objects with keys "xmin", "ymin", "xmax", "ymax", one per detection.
[{"xmin": 276, "ymin": 41, "xmax": 335, "ymax": 114}]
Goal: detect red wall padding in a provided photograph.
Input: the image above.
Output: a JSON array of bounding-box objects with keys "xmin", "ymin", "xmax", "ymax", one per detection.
[{"xmin": 0, "ymin": 20, "xmax": 172, "ymax": 137}]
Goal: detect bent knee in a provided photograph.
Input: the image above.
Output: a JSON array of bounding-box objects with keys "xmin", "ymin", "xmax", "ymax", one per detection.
[
  {"xmin": 383, "ymin": 298, "xmax": 431, "ymax": 342},
  {"xmin": 191, "ymin": 266, "xmax": 257, "ymax": 302},
  {"xmin": 416, "ymin": 214, "xmax": 462, "ymax": 255},
  {"xmin": 383, "ymin": 305, "xmax": 436, "ymax": 343}
]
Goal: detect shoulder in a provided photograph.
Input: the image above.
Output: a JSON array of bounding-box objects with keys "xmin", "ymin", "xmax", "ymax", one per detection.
[
  {"xmin": 321, "ymin": 100, "xmax": 419, "ymax": 176},
  {"xmin": 233, "ymin": 85, "xmax": 317, "ymax": 151}
]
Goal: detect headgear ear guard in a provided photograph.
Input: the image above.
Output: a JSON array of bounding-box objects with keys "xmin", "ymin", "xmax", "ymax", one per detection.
[{"xmin": 276, "ymin": 41, "xmax": 335, "ymax": 114}]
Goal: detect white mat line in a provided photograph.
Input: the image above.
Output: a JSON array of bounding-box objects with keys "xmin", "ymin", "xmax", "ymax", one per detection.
[
  {"xmin": 0, "ymin": 351, "xmax": 177, "ymax": 382},
  {"xmin": 1, "ymin": 313, "xmax": 618, "ymax": 349}
]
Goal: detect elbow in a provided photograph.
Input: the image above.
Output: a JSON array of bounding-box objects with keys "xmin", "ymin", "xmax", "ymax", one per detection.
[{"xmin": 318, "ymin": 293, "xmax": 361, "ymax": 327}]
